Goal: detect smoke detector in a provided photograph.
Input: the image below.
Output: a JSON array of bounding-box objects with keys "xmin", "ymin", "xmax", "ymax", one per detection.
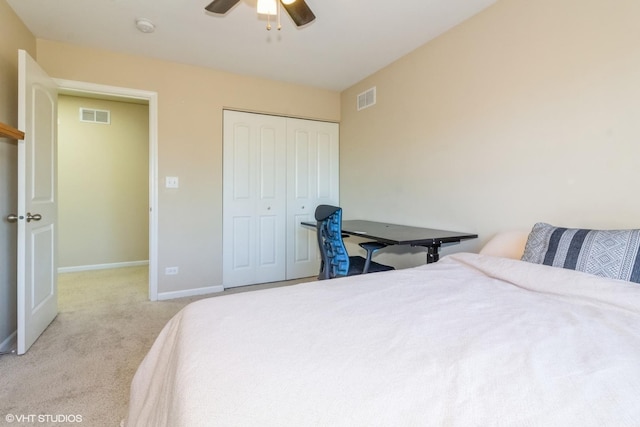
[{"xmin": 135, "ymin": 18, "xmax": 155, "ymax": 33}]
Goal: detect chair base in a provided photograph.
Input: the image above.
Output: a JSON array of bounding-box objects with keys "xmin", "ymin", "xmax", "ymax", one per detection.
[{"xmin": 348, "ymin": 256, "xmax": 395, "ymax": 275}]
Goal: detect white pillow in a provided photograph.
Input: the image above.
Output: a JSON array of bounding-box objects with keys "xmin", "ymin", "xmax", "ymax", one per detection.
[{"xmin": 479, "ymin": 231, "xmax": 529, "ymax": 260}]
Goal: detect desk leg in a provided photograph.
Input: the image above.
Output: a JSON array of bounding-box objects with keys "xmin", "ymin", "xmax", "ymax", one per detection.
[{"xmin": 426, "ymin": 245, "xmax": 440, "ymax": 264}]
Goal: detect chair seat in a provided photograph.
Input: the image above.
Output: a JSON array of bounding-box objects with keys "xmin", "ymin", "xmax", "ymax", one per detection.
[{"xmin": 347, "ymin": 256, "xmax": 395, "ymax": 275}]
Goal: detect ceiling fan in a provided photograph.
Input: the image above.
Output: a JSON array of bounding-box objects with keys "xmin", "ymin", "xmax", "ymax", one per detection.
[{"xmin": 205, "ymin": 0, "xmax": 316, "ymax": 29}]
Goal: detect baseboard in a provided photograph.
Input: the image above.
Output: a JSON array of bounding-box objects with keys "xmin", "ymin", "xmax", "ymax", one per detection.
[
  {"xmin": 58, "ymin": 260, "xmax": 149, "ymax": 274},
  {"xmin": 157, "ymin": 285, "xmax": 224, "ymax": 301},
  {"xmin": 0, "ymin": 330, "xmax": 16, "ymax": 354}
]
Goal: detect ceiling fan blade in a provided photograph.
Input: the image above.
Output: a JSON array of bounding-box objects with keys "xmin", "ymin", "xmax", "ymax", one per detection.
[
  {"xmin": 205, "ymin": 0, "xmax": 241, "ymax": 14},
  {"xmin": 282, "ymin": 0, "xmax": 316, "ymax": 27}
]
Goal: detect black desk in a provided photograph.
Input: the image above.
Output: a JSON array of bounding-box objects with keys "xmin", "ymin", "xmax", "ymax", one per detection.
[{"xmin": 302, "ymin": 219, "xmax": 478, "ymax": 263}]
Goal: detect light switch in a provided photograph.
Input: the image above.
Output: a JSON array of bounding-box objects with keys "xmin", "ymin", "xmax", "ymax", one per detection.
[{"xmin": 165, "ymin": 176, "xmax": 179, "ymax": 188}]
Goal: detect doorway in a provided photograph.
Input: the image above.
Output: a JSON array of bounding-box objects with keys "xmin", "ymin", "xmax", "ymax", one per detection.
[
  {"xmin": 55, "ymin": 79, "xmax": 159, "ymax": 300},
  {"xmin": 57, "ymin": 94, "xmax": 148, "ymax": 274}
]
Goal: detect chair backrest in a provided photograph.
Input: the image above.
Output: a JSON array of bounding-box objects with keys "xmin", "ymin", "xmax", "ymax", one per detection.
[{"xmin": 315, "ymin": 205, "xmax": 349, "ymax": 279}]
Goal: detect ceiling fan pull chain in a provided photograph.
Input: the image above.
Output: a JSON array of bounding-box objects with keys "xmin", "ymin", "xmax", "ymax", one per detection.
[
  {"xmin": 277, "ymin": 0, "xmax": 282, "ymax": 30},
  {"xmin": 266, "ymin": 13, "xmax": 271, "ymax": 30}
]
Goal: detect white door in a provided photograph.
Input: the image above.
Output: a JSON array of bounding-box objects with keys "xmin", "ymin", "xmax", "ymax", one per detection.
[
  {"xmin": 223, "ymin": 110, "xmax": 287, "ymax": 288},
  {"xmin": 286, "ymin": 119, "xmax": 339, "ymax": 279},
  {"xmin": 17, "ymin": 50, "xmax": 58, "ymax": 355}
]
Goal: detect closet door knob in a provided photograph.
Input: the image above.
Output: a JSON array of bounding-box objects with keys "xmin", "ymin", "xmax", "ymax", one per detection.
[{"xmin": 26, "ymin": 212, "xmax": 42, "ymax": 222}]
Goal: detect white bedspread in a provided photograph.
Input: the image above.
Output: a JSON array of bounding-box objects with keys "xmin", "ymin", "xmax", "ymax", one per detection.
[{"xmin": 125, "ymin": 253, "xmax": 640, "ymax": 427}]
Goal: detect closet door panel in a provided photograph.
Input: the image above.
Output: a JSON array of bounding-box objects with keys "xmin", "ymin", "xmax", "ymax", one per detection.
[
  {"xmin": 316, "ymin": 131, "xmax": 333, "ymax": 199},
  {"xmin": 286, "ymin": 118, "xmax": 339, "ymax": 280},
  {"xmin": 258, "ymin": 215, "xmax": 277, "ymax": 264},
  {"xmin": 259, "ymin": 127, "xmax": 277, "ymax": 199},
  {"xmin": 224, "ymin": 118, "xmax": 257, "ymax": 286},
  {"xmin": 223, "ymin": 111, "xmax": 286, "ymax": 287},
  {"xmin": 255, "ymin": 121, "xmax": 286, "ymax": 282},
  {"xmin": 232, "ymin": 127, "xmax": 251, "ymax": 200},
  {"xmin": 293, "ymin": 133, "xmax": 310, "ymax": 199},
  {"xmin": 231, "ymin": 216, "xmax": 252, "ymax": 269}
]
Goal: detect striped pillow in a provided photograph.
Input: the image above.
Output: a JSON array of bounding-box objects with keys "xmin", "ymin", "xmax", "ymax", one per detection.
[{"xmin": 521, "ymin": 222, "xmax": 640, "ymax": 283}]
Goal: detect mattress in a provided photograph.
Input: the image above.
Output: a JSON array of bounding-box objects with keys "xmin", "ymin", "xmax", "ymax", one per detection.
[{"xmin": 125, "ymin": 253, "xmax": 640, "ymax": 426}]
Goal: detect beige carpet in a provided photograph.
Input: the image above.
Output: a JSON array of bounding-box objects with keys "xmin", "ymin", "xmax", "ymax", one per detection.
[{"xmin": 0, "ymin": 267, "xmax": 311, "ymax": 426}]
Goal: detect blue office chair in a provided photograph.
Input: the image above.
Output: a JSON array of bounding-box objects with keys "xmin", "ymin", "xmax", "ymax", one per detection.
[{"xmin": 315, "ymin": 205, "xmax": 395, "ymax": 280}]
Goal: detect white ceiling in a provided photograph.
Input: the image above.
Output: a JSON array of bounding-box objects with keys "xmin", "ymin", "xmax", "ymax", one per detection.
[{"xmin": 7, "ymin": 0, "xmax": 496, "ymax": 91}]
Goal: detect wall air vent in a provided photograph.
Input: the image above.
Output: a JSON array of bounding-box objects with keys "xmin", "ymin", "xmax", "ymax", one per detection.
[
  {"xmin": 357, "ymin": 87, "xmax": 376, "ymax": 111},
  {"xmin": 80, "ymin": 108, "xmax": 110, "ymax": 124}
]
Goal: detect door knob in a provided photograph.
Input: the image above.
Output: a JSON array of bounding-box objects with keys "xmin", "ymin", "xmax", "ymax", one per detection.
[
  {"xmin": 26, "ymin": 212, "xmax": 42, "ymax": 222},
  {"xmin": 6, "ymin": 214, "xmax": 19, "ymax": 223}
]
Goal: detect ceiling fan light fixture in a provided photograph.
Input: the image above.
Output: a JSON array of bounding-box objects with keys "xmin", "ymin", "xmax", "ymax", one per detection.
[
  {"xmin": 257, "ymin": 0, "xmax": 277, "ymax": 15},
  {"xmin": 204, "ymin": 0, "xmax": 314, "ymax": 30}
]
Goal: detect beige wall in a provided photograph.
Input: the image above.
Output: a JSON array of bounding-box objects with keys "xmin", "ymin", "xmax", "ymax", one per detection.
[
  {"xmin": 8, "ymin": 0, "xmax": 637, "ymax": 303},
  {"xmin": 36, "ymin": 39, "xmax": 341, "ymax": 294},
  {"xmin": 340, "ymin": 0, "xmax": 640, "ymax": 268},
  {"xmin": 0, "ymin": 0, "xmax": 36, "ymax": 350},
  {"xmin": 58, "ymin": 95, "xmax": 149, "ymax": 268}
]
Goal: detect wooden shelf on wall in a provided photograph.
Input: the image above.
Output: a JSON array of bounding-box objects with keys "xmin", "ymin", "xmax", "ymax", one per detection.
[{"xmin": 0, "ymin": 122, "xmax": 25, "ymax": 140}]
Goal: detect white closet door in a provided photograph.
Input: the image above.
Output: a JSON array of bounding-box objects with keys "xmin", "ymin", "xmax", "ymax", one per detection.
[
  {"xmin": 223, "ymin": 111, "xmax": 287, "ymax": 288},
  {"xmin": 286, "ymin": 118, "xmax": 339, "ymax": 280}
]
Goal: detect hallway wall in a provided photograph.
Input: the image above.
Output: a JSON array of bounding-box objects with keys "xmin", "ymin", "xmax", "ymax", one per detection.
[{"xmin": 58, "ymin": 95, "xmax": 149, "ymax": 269}]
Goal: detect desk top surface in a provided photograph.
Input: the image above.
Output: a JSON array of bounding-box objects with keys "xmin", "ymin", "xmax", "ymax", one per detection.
[{"xmin": 302, "ymin": 219, "xmax": 478, "ymax": 246}]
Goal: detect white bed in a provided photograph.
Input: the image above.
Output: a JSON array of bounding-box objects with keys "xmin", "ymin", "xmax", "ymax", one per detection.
[{"xmin": 125, "ymin": 238, "xmax": 640, "ymax": 426}]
